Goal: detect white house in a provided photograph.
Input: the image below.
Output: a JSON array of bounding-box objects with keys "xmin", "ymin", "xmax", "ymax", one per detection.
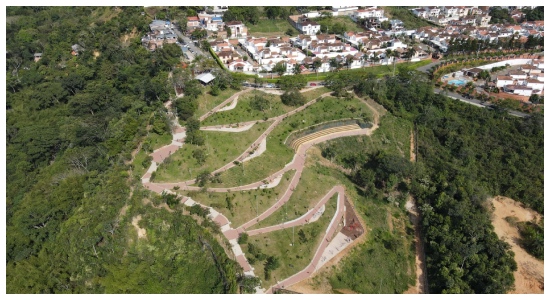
[
  {"xmin": 226, "ymin": 21, "xmax": 247, "ymax": 38},
  {"xmin": 298, "ymin": 20, "xmax": 321, "ymax": 36},
  {"xmin": 525, "ymin": 78, "xmax": 544, "ymax": 91},
  {"xmin": 227, "ymin": 60, "xmax": 254, "ymax": 72},
  {"xmin": 504, "ymin": 85, "xmax": 533, "ymax": 96},
  {"xmin": 411, "ymin": 8, "xmax": 428, "ymax": 19},
  {"xmin": 351, "ymin": 7, "xmax": 384, "ymax": 21},
  {"xmin": 496, "ymin": 75, "xmax": 515, "ymax": 87},
  {"xmin": 508, "ymin": 70, "xmax": 528, "ymax": 80}
]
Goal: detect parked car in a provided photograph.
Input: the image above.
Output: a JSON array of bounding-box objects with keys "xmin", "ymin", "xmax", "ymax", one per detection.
[
  {"xmin": 319, "ymin": 82, "xmax": 326, "ymax": 86},
  {"xmin": 266, "ymin": 84, "xmax": 275, "ymax": 88},
  {"xmin": 310, "ymin": 83, "xmax": 317, "ymax": 86}
]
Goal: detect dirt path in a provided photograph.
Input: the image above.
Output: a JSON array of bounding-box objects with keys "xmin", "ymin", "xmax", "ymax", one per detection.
[
  {"xmin": 131, "ymin": 215, "xmax": 147, "ymax": 239},
  {"xmin": 403, "ymin": 127, "xmax": 428, "ymax": 294},
  {"xmin": 491, "ymin": 196, "xmax": 543, "ymax": 294}
]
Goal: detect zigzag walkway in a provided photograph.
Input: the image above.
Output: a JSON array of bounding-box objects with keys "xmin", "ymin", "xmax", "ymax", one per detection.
[{"xmin": 140, "ymin": 88, "xmax": 380, "ymax": 292}]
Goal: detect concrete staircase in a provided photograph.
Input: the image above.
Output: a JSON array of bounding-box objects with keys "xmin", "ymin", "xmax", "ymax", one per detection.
[{"xmin": 290, "ymin": 124, "xmax": 361, "ymax": 151}]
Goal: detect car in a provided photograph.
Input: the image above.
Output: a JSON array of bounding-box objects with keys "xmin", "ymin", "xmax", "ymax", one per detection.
[
  {"xmin": 319, "ymin": 82, "xmax": 326, "ymax": 86},
  {"xmin": 309, "ymin": 83, "xmax": 317, "ymax": 86},
  {"xmin": 266, "ymin": 84, "xmax": 275, "ymax": 88}
]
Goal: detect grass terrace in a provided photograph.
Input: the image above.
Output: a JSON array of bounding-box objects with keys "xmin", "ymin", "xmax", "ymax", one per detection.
[
  {"xmin": 153, "ymin": 121, "xmax": 272, "ymax": 182},
  {"xmin": 207, "ymin": 96, "xmax": 372, "ymax": 187},
  {"xmin": 247, "ymin": 163, "xmax": 341, "ymax": 230},
  {"xmin": 202, "ymin": 88, "xmax": 330, "ymax": 126},
  {"xmin": 179, "ymin": 170, "xmax": 296, "ymax": 227},
  {"xmin": 320, "ymin": 113, "xmax": 412, "ymax": 165},
  {"xmin": 246, "ymin": 194, "xmax": 337, "ymax": 288},
  {"xmin": 193, "ymin": 87, "xmax": 247, "ymax": 119}
]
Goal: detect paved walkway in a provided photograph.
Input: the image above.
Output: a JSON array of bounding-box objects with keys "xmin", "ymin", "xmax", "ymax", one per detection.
[
  {"xmin": 265, "ymin": 186, "xmax": 346, "ymax": 294},
  {"xmin": 140, "ymin": 88, "xmax": 380, "ymax": 293},
  {"xmin": 245, "ymin": 186, "xmax": 341, "ymax": 236}
]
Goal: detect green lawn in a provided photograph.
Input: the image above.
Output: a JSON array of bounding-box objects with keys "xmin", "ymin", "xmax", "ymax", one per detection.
[
  {"xmin": 201, "ymin": 90, "xmax": 291, "ymax": 126},
  {"xmin": 202, "ymin": 88, "xmax": 330, "ymax": 126},
  {"xmin": 246, "ymin": 194, "xmax": 337, "ymax": 288},
  {"xmin": 247, "ymin": 18, "xmax": 299, "ymax": 37},
  {"xmin": 178, "ymin": 170, "xmax": 295, "ymax": 228},
  {"xmin": 153, "ymin": 121, "xmax": 272, "ymax": 182},
  {"xmin": 145, "ymin": 132, "xmax": 173, "ymax": 150},
  {"xmin": 193, "ymin": 87, "xmax": 248, "ymax": 119},
  {"xmin": 248, "ymin": 163, "xmax": 341, "ymax": 230},
  {"xmin": 208, "ymin": 96, "xmax": 372, "ymax": 187},
  {"xmin": 319, "ymin": 113, "xmax": 412, "ymax": 167}
]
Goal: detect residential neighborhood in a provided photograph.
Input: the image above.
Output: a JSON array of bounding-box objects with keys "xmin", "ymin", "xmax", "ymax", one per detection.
[{"xmin": 140, "ymin": 6, "xmax": 542, "ymax": 79}]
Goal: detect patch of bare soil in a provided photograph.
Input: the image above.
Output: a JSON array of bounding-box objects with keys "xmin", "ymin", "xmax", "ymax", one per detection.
[
  {"xmin": 491, "ymin": 196, "xmax": 544, "ymax": 294},
  {"xmin": 131, "ymin": 215, "xmax": 147, "ymax": 239}
]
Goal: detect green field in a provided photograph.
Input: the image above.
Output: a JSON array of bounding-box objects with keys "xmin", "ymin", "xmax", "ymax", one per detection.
[
  {"xmin": 193, "ymin": 87, "xmax": 249, "ymax": 119},
  {"xmin": 202, "ymin": 88, "xmax": 330, "ymax": 126},
  {"xmin": 248, "ymin": 163, "xmax": 341, "ymax": 230},
  {"xmin": 320, "ymin": 113, "xmax": 412, "ymax": 167},
  {"xmin": 247, "ymin": 18, "xmax": 299, "ymax": 37},
  {"xmin": 153, "ymin": 122, "xmax": 271, "ymax": 182},
  {"xmin": 179, "ymin": 170, "xmax": 295, "ymax": 227},
  {"xmin": 207, "ymin": 96, "xmax": 372, "ymax": 187},
  {"xmin": 246, "ymin": 194, "xmax": 337, "ymax": 288},
  {"xmin": 202, "ymin": 91, "xmax": 290, "ymax": 126}
]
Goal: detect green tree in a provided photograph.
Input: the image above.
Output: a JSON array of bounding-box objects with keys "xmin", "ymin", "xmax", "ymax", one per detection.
[
  {"xmin": 277, "ymin": 74, "xmax": 307, "ymax": 91},
  {"xmin": 250, "ymin": 95, "xmax": 270, "ymax": 111},
  {"xmin": 280, "ymin": 89, "xmax": 306, "ymax": 106},
  {"xmin": 273, "ymin": 61, "xmax": 287, "ymax": 76}
]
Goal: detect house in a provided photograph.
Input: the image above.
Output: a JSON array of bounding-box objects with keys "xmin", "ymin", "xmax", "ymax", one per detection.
[
  {"xmin": 503, "ymin": 85, "xmax": 533, "ymax": 96},
  {"xmin": 476, "ymin": 14, "xmax": 491, "ymax": 27},
  {"xmin": 496, "ymin": 75, "xmax": 515, "ymax": 87},
  {"xmin": 389, "ymin": 19, "xmax": 404, "ymax": 30},
  {"xmin": 520, "ymin": 64, "xmax": 541, "ymax": 74},
  {"xmin": 227, "ymin": 60, "xmax": 254, "ymax": 72},
  {"xmin": 298, "ymin": 20, "xmax": 321, "ymax": 36},
  {"xmin": 411, "ymin": 8, "xmax": 428, "ymax": 19},
  {"xmin": 226, "ymin": 21, "xmax": 247, "ymax": 38},
  {"xmin": 423, "ymin": 6, "xmax": 441, "ymax": 17},
  {"xmin": 508, "ymin": 70, "xmax": 528, "ymax": 79},
  {"xmin": 525, "ymin": 78, "xmax": 544, "ymax": 91},
  {"xmin": 331, "ymin": 6, "xmax": 358, "ymax": 16},
  {"xmin": 463, "ymin": 67, "xmax": 483, "ymax": 77},
  {"xmin": 352, "ymin": 7, "xmax": 387, "ymax": 28},
  {"xmin": 187, "ymin": 16, "xmax": 201, "ymax": 30},
  {"xmin": 34, "ymin": 53, "xmax": 42, "ymax": 62}
]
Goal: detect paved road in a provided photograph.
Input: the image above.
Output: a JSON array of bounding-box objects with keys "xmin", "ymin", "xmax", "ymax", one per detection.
[
  {"xmin": 172, "ymin": 27, "xmax": 205, "ymax": 59},
  {"xmin": 435, "ymin": 88, "xmax": 528, "ymax": 118}
]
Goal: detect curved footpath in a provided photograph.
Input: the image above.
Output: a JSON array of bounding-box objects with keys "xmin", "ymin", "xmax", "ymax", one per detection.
[{"xmin": 140, "ymin": 88, "xmax": 380, "ymax": 293}]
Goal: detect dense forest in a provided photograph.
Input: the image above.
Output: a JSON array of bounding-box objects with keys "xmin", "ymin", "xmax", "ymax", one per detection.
[
  {"xmin": 6, "ymin": 7, "xmax": 243, "ymax": 293},
  {"xmin": 322, "ymin": 68, "xmax": 543, "ymax": 293}
]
